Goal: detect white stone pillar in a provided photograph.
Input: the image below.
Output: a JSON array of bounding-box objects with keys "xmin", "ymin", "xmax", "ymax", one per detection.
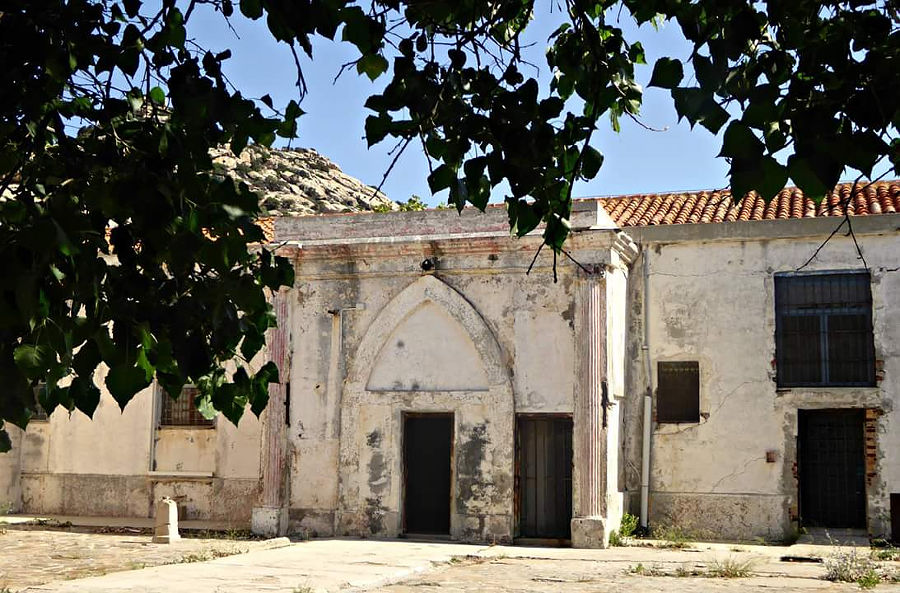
[
  {"xmin": 152, "ymin": 497, "xmax": 181, "ymax": 543},
  {"xmin": 252, "ymin": 290, "xmax": 290, "ymax": 537},
  {"xmin": 571, "ymin": 266, "xmax": 609, "ymax": 548}
]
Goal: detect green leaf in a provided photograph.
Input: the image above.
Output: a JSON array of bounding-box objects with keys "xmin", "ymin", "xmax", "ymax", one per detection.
[
  {"xmin": 357, "ymin": 54, "xmax": 389, "ymax": 81},
  {"xmin": 719, "ymin": 122, "xmax": 765, "ymax": 160},
  {"xmin": 148, "ymin": 86, "xmax": 165, "ymax": 105},
  {"xmin": 427, "ymin": 164, "xmax": 456, "ymax": 194},
  {"xmin": 240, "ymin": 0, "xmax": 262, "ymax": 19},
  {"xmin": 787, "ymin": 154, "xmax": 840, "ymax": 202},
  {"xmin": 581, "ymin": 146, "xmax": 604, "ymax": 179},
  {"xmin": 240, "ymin": 327, "xmax": 265, "ymax": 360},
  {"xmin": 70, "ymin": 377, "xmax": 102, "ymax": 418},
  {"xmin": 123, "ymin": 0, "xmax": 141, "ymax": 18},
  {"xmin": 194, "ymin": 390, "xmax": 218, "ymax": 420},
  {"xmin": 648, "ymin": 58, "xmax": 683, "ymax": 89},
  {"xmin": 342, "ymin": 7, "xmax": 381, "ymax": 53},
  {"xmin": 0, "ymin": 424, "xmax": 10, "ymax": 453},
  {"xmin": 692, "ymin": 55, "xmax": 722, "ymax": 91},
  {"xmin": 672, "ymin": 88, "xmax": 729, "ymax": 134},
  {"xmin": 730, "ymin": 155, "xmax": 787, "ymax": 201},
  {"xmin": 105, "ymin": 364, "xmax": 152, "ymax": 410},
  {"xmin": 364, "ymin": 114, "xmax": 392, "ymax": 147},
  {"xmin": 14, "ymin": 344, "xmax": 50, "ymax": 380}
]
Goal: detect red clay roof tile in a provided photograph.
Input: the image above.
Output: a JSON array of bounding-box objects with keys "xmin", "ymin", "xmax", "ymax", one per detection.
[{"xmin": 598, "ymin": 181, "xmax": 900, "ymax": 227}]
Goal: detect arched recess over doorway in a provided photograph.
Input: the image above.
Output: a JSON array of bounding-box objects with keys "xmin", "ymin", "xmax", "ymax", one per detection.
[
  {"xmin": 346, "ymin": 275, "xmax": 509, "ymax": 391},
  {"xmin": 336, "ymin": 274, "xmax": 516, "ymax": 542}
]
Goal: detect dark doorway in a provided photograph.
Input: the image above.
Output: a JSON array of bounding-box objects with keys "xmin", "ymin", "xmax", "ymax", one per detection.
[
  {"xmin": 517, "ymin": 415, "xmax": 573, "ymax": 539},
  {"xmin": 799, "ymin": 409, "xmax": 866, "ymax": 528},
  {"xmin": 403, "ymin": 414, "xmax": 453, "ymax": 535}
]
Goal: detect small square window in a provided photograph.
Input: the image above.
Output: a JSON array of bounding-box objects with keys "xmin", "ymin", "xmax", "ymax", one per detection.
[
  {"xmin": 30, "ymin": 383, "xmax": 49, "ymax": 422},
  {"xmin": 160, "ymin": 385, "xmax": 214, "ymax": 427},
  {"xmin": 657, "ymin": 361, "xmax": 700, "ymax": 423}
]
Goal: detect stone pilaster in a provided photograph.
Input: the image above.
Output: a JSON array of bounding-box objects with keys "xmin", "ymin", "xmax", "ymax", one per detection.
[
  {"xmin": 571, "ymin": 266, "xmax": 609, "ymax": 548},
  {"xmin": 251, "ymin": 290, "xmax": 290, "ymax": 537}
]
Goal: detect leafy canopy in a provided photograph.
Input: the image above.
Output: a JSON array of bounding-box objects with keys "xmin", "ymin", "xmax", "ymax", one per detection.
[{"xmin": 1, "ymin": 0, "xmax": 896, "ymax": 449}]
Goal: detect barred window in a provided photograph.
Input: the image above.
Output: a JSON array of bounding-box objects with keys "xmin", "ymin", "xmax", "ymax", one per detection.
[
  {"xmin": 31, "ymin": 383, "xmax": 49, "ymax": 421},
  {"xmin": 656, "ymin": 361, "xmax": 700, "ymax": 423},
  {"xmin": 775, "ymin": 272, "xmax": 875, "ymax": 387},
  {"xmin": 160, "ymin": 385, "xmax": 214, "ymax": 427}
]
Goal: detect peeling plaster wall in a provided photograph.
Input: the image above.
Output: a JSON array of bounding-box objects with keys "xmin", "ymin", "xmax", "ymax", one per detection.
[
  {"xmin": 623, "ymin": 223, "xmax": 899, "ymax": 541},
  {"xmin": 0, "ymin": 427, "xmax": 23, "ymax": 512},
  {"xmin": 286, "ymin": 233, "xmax": 607, "ymax": 541},
  {"xmin": 6, "ymin": 375, "xmax": 263, "ymax": 521}
]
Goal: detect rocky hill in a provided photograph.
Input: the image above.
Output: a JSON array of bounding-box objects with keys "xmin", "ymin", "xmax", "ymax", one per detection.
[{"xmin": 211, "ymin": 145, "xmax": 397, "ymax": 216}]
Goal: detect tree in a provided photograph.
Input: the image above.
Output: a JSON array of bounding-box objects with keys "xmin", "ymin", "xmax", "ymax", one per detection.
[{"xmin": 0, "ymin": 1, "xmax": 896, "ymax": 449}]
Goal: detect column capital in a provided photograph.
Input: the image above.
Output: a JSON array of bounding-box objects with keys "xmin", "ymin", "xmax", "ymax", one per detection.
[{"xmin": 576, "ymin": 263, "xmax": 607, "ymax": 279}]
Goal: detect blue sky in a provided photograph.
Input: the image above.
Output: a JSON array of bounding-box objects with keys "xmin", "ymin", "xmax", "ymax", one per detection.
[{"xmin": 189, "ymin": 4, "xmax": 821, "ymax": 206}]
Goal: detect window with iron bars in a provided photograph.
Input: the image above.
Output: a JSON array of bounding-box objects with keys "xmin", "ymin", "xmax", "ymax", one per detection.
[
  {"xmin": 656, "ymin": 361, "xmax": 700, "ymax": 423},
  {"xmin": 30, "ymin": 383, "xmax": 49, "ymax": 421},
  {"xmin": 159, "ymin": 385, "xmax": 214, "ymax": 427},
  {"xmin": 774, "ymin": 271, "xmax": 875, "ymax": 387}
]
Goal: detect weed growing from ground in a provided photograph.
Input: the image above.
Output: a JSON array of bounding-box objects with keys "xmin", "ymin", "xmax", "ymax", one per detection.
[
  {"xmin": 871, "ymin": 545, "xmax": 899, "ymax": 561},
  {"xmin": 708, "ymin": 557, "xmax": 756, "ymax": 578},
  {"xmin": 610, "ymin": 513, "xmax": 641, "ymax": 547},
  {"xmin": 174, "ymin": 546, "xmax": 247, "ymax": 564},
  {"xmin": 824, "ymin": 546, "xmax": 897, "ymax": 589},
  {"xmin": 619, "ymin": 513, "xmax": 639, "ymax": 537},
  {"xmin": 650, "ymin": 524, "xmax": 693, "ymax": 549},
  {"xmin": 629, "ymin": 563, "xmax": 665, "ymax": 576}
]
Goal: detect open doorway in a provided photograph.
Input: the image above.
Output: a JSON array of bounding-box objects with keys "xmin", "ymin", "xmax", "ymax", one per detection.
[{"xmin": 403, "ymin": 413, "xmax": 453, "ymax": 535}]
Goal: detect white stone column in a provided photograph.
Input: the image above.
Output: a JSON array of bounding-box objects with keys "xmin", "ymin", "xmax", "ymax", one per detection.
[
  {"xmin": 252, "ymin": 289, "xmax": 290, "ymax": 536},
  {"xmin": 571, "ymin": 266, "xmax": 609, "ymax": 548}
]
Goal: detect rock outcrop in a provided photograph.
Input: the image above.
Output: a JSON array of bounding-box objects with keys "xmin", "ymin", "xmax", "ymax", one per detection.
[{"xmin": 211, "ymin": 145, "xmax": 397, "ymax": 216}]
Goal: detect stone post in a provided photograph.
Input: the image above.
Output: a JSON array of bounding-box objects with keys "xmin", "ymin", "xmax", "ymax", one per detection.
[
  {"xmin": 571, "ymin": 265, "xmax": 609, "ymax": 548},
  {"xmin": 251, "ymin": 290, "xmax": 291, "ymax": 537},
  {"xmin": 152, "ymin": 497, "xmax": 181, "ymax": 543}
]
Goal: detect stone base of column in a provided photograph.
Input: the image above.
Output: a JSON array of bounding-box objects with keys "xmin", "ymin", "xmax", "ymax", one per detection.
[
  {"xmin": 571, "ymin": 516, "xmax": 608, "ymax": 548},
  {"xmin": 251, "ymin": 506, "xmax": 289, "ymax": 537}
]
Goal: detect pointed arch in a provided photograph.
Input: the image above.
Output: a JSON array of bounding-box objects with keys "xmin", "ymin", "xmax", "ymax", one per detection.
[{"xmin": 345, "ymin": 275, "xmax": 510, "ymax": 393}]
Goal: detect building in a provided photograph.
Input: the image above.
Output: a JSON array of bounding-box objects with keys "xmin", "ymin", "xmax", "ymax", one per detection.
[{"xmin": 1, "ymin": 181, "xmax": 898, "ymax": 546}]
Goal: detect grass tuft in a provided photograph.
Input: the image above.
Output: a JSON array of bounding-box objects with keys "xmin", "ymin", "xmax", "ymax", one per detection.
[{"xmin": 708, "ymin": 557, "xmax": 756, "ymax": 578}]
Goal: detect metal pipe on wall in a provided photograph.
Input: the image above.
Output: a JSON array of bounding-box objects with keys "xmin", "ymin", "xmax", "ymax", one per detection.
[{"xmin": 640, "ymin": 246, "xmax": 653, "ymax": 529}]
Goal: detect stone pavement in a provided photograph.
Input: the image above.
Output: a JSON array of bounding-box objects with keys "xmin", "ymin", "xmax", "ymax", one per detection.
[
  {"xmin": 18, "ymin": 539, "xmax": 490, "ymax": 592},
  {"xmin": 0, "ymin": 521, "xmax": 287, "ymax": 591},
  {"xmin": 6, "ymin": 535, "xmax": 898, "ymax": 593}
]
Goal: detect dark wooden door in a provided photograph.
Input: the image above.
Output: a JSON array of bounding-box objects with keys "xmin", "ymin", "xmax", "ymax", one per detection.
[
  {"xmin": 517, "ymin": 416, "xmax": 573, "ymax": 538},
  {"xmin": 799, "ymin": 409, "xmax": 866, "ymax": 528},
  {"xmin": 403, "ymin": 414, "xmax": 453, "ymax": 534}
]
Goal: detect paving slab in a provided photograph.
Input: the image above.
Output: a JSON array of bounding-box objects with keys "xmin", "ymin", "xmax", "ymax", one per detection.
[{"xmin": 19, "ymin": 539, "xmax": 492, "ymax": 593}]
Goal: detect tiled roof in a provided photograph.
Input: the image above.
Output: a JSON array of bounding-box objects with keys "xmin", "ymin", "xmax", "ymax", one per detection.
[
  {"xmin": 257, "ymin": 216, "xmax": 275, "ymax": 243},
  {"xmin": 598, "ymin": 181, "xmax": 900, "ymax": 227}
]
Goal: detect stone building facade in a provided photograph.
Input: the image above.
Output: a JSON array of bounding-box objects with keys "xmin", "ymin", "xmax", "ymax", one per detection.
[{"xmin": 1, "ymin": 182, "xmax": 898, "ymax": 546}]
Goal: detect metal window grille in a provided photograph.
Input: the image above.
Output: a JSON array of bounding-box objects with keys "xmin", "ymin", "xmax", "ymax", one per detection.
[
  {"xmin": 775, "ymin": 272, "xmax": 875, "ymax": 387},
  {"xmin": 31, "ymin": 384, "xmax": 49, "ymax": 421},
  {"xmin": 656, "ymin": 361, "xmax": 700, "ymax": 423},
  {"xmin": 160, "ymin": 386, "xmax": 214, "ymax": 427}
]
